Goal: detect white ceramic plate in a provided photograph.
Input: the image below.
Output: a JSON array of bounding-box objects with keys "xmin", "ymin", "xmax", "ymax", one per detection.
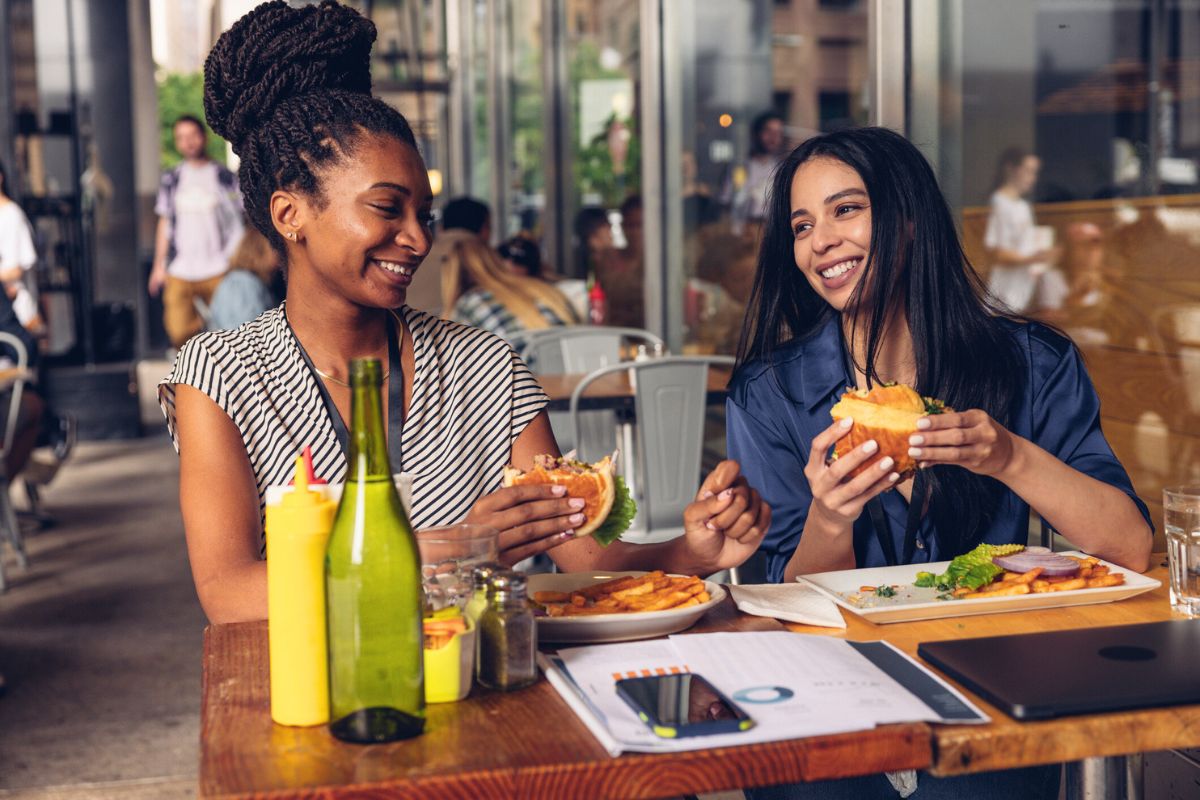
[
  {"xmin": 798, "ymin": 551, "xmax": 1160, "ymax": 624},
  {"xmin": 528, "ymin": 571, "xmax": 726, "ymax": 644}
]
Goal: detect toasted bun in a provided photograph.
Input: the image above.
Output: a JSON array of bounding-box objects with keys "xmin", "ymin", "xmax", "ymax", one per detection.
[
  {"xmin": 502, "ymin": 456, "xmax": 616, "ymax": 537},
  {"xmin": 830, "ymin": 384, "xmax": 946, "ymax": 479}
]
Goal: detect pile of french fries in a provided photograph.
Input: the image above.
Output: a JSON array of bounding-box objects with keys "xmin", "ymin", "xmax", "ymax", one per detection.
[
  {"xmin": 533, "ymin": 571, "xmax": 711, "ymax": 616},
  {"xmin": 954, "ymin": 556, "xmax": 1124, "ymax": 600}
]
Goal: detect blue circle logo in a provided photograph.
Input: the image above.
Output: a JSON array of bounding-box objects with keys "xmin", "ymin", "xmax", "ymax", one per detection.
[{"xmin": 732, "ymin": 686, "xmax": 794, "ymax": 704}]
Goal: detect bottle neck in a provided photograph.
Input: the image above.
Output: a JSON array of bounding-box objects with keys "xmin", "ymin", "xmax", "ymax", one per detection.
[{"xmin": 348, "ymin": 375, "xmax": 392, "ymax": 482}]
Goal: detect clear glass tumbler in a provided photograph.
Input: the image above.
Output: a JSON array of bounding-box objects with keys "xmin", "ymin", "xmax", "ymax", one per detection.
[{"xmin": 1164, "ymin": 487, "xmax": 1200, "ymax": 618}]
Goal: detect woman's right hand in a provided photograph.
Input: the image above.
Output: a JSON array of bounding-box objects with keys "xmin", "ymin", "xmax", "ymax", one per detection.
[
  {"xmin": 805, "ymin": 417, "xmax": 900, "ymax": 533},
  {"xmin": 464, "ymin": 484, "xmax": 587, "ymax": 566}
]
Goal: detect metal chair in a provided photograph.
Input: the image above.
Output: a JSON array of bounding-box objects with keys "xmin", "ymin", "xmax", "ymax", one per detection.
[
  {"xmin": 0, "ymin": 332, "xmax": 31, "ymax": 592},
  {"xmin": 569, "ymin": 355, "xmax": 734, "ymax": 546},
  {"xmin": 508, "ymin": 326, "xmax": 664, "ymax": 375},
  {"xmin": 512, "ymin": 326, "xmax": 665, "ymax": 458}
]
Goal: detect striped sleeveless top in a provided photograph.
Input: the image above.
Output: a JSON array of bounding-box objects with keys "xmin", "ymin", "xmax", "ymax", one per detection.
[{"xmin": 159, "ymin": 304, "xmax": 549, "ymax": 551}]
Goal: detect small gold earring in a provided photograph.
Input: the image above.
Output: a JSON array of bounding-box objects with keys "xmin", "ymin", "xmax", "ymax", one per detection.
[{"xmin": 286, "ymin": 231, "xmax": 297, "ymax": 241}]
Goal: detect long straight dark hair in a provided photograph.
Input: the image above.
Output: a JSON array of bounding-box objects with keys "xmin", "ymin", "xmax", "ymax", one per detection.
[{"xmin": 735, "ymin": 126, "xmax": 1026, "ymax": 557}]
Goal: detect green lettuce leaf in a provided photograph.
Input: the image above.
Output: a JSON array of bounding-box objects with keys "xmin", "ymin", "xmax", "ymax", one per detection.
[{"xmin": 590, "ymin": 475, "xmax": 637, "ymax": 546}]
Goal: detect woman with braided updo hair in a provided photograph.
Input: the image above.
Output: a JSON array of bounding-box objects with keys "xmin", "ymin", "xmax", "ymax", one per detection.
[{"xmin": 158, "ymin": 1, "xmax": 768, "ymax": 624}]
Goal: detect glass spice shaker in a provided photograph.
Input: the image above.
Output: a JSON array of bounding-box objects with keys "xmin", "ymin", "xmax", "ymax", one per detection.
[
  {"xmin": 464, "ymin": 562, "xmax": 503, "ymax": 628},
  {"xmin": 476, "ymin": 570, "xmax": 538, "ymax": 692}
]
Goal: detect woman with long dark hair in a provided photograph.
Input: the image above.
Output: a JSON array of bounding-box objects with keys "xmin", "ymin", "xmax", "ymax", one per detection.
[
  {"xmin": 161, "ymin": 1, "xmax": 768, "ymax": 624},
  {"xmin": 728, "ymin": 126, "xmax": 1152, "ymax": 798}
]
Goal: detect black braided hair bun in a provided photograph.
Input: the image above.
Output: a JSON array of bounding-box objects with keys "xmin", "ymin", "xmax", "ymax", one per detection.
[{"xmin": 203, "ymin": 0, "xmax": 375, "ymax": 154}]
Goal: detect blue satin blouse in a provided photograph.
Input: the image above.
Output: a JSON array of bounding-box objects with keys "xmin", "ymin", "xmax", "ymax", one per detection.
[{"xmin": 726, "ymin": 317, "xmax": 1153, "ymax": 583}]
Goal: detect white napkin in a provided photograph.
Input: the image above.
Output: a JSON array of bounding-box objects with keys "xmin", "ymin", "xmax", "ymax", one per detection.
[{"xmin": 728, "ymin": 582, "xmax": 847, "ymax": 629}]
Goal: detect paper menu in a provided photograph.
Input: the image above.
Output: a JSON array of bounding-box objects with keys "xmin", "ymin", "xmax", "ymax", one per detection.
[
  {"xmin": 546, "ymin": 632, "xmax": 988, "ymax": 756},
  {"xmin": 555, "ymin": 639, "xmax": 878, "ymax": 754},
  {"xmin": 668, "ymin": 632, "xmax": 984, "ymax": 728}
]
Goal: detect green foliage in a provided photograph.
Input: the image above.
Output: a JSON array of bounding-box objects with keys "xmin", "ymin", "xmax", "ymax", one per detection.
[
  {"xmin": 157, "ymin": 71, "xmax": 227, "ymax": 170},
  {"xmin": 592, "ymin": 475, "xmax": 637, "ymax": 546}
]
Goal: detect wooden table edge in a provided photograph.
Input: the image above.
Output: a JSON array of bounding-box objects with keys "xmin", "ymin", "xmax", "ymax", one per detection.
[{"xmin": 198, "ymin": 722, "xmax": 932, "ymax": 799}]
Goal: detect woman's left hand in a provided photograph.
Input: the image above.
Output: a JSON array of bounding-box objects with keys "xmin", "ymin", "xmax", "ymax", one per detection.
[
  {"xmin": 907, "ymin": 409, "xmax": 1018, "ymax": 477},
  {"xmin": 679, "ymin": 460, "xmax": 771, "ymax": 572}
]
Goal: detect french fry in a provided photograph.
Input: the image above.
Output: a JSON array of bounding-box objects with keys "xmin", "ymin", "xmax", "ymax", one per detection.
[
  {"xmin": 1001, "ymin": 572, "xmax": 1022, "ymax": 581},
  {"xmin": 1031, "ymin": 579, "xmax": 1050, "ymax": 592},
  {"xmin": 532, "ymin": 590, "xmax": 571, "ymax": 604},
  {"xmin": 1086, "ymin": 574, "xmax": 1125, "ymax": 588},
  {"xmin": 1091, "ymin": 565, "xmax": 1109, "ymax": 577},
  {"xmin": 961, "ymin": 583, "xmax": 1031, "ymax": 600},
  {"xmin": 576, "ymin": 575, "xmax": 644, "ymax": 600},
  {"xmin": 1012, "ymin": 568, "xmax": 1044, "ymax": 585},
  {"xmin": 1048, "ymin": 578, "xmax": 1087, "ymax": 592}
]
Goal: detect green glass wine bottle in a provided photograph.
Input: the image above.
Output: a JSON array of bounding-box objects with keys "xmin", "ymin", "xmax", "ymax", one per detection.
[{"xmin": 325, "ymin": 358, "xmax": 425, "ymax": 743}]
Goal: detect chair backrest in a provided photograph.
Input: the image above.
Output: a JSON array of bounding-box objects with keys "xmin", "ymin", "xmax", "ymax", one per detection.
[
  {"xmin": 0, "ymin": 332, "xmax": 29, "ymax": 460},
  {"xmin": 510, "ymin": 327, "xmax": 664, "ymax": 375},
  {"xmin": 517, "ymin": 327, "xmax": 666, "ymax": 459},
  {"xmin": 569, "ymin": 355, "xmax": 734, "ymax": 532}
]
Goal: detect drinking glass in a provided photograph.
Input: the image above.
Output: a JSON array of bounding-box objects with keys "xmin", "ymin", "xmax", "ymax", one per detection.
[
  {"xmin": 1163, "ymin": 487, "xmax": 1200, "ymax": 618},
  {"xmin": 416, "ymin": 525, "xmax": 499, "ymax": 612}
]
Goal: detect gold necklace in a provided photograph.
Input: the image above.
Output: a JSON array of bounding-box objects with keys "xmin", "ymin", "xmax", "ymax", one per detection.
[
  {"xmin": 314, "ymin": 367, "xmax": 390, "ymax": 388},
  {"xmin": 307, "ymin": 310, "xmax": 404, "ymax": 389}
]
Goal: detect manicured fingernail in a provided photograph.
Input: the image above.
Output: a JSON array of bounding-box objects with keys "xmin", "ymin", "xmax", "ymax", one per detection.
[
  {"xmin": 879, "ymin": 457, "xmax": 894, "ymax": 470},
  {"xmin": 569, "ymin": 513, "xmax": 585, "ymax": 524},
  {"xmin": 706, "ymin": 521, "xmax": 718, "ymax": 530},
  {"xmin": 862, "ymin": 440, "xmax": 878, "ymax": 454},
  {"xmin": 551, "ymin": 485, "xmax": 567, "ymax": 496},
  {"xmin": 916, "ymin": 418, "xmax": 931, "ymax": 430},
  {"xmin": 840, "ymin": 417, "xmax": 853, "ymax": 429},
  {"xmin": 909, "ymin": 434, "xmax": 924, "ymax": 445},
  {"xmin": 719, "ymin": 489, "xmax": 733, "ymax": 500},
  {"xmin": 559, "ymin": 530, "xmax": 575, "ymax": 540},
  {"xmin": 889, "ymin": 472, "xmax": 900, "ymax": 482},
  {"xmin": 569, "ymin": 498, "xmax": 586, "ymax": 510},
  {"xmin": 919, "ymin": 461, "xmax": 929, "ymax": 470},
  {"xmin": 908, "ymin": 447, "xmax": 922, "ymax": 457}
]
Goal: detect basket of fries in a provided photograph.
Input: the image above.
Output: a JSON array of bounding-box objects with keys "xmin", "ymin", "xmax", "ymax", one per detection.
[{"xmin": 527, "ymin": 570, "xmax": 726, "ymax": 644}]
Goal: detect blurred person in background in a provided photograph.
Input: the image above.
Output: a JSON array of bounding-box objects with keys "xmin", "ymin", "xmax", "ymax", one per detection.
[
  {"xmin": 406, "ymin": 195, "xmax": 491, "ymax": 315},
  {"xmin": 574, "ymin": 205, "xmax": 614, "ymax": 278},
  {"xmin": 443, "ymin": 232, "xmax": 579, "ymax": 345},
  {"xmin": 984, "ymin": 147, "xmax": 1060, "ymax": 314},
  {"xmin": 0, "ymin": 159, "xmax": 41, "ymax": 338},
  {"xmin": 207, "ymin": 227, "xmax": 282, "ymax": 331},
  {"xmin": 149, "ymin": 115, "xmax": 244, "ymax": 348},
  {"xmin": 498, "ymin": 234, "xmax": 550, "ymax": 280},
  {"xmin": 685, "ymin": 231, "xmax": 752, "ymax": 353},
  {"xmin": 595, "ymin": 195, "xmax": 645, "ymax": 329},
  {"xmin": 725, "ymin": 111, "xmax": 786, "ymax": 237}
]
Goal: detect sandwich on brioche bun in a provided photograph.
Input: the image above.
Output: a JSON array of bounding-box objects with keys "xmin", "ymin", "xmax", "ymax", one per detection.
[
  {"xmin": 502, "ymin": 454, "xmax": 635, "ymax": 544},
  {"xmin": 829, "ymin": 384, "xmax": 949, "ymax": 480}
]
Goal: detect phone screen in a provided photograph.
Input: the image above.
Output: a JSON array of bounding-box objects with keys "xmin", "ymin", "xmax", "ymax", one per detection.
[{"xmin": 616, "ymin": 673, "xmax": 753, "ymax": 736}]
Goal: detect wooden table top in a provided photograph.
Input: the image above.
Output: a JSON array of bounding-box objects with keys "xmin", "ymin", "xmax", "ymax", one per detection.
[
  {"xmin": 782, "ymin": 558, "xmax": 1200, "ymax": 776},
  {"xmin": 200, "ymin": 597, "xmax": 930, "ymax": 799},
  {"xmin": 539, "ymin": 368, "xmax": 732, "ymax": 412}
]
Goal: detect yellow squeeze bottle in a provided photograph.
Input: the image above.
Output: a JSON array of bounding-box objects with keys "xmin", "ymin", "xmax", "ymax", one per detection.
[{"xmin": 266, "ymin": 455, "xmax": 336, "ymax": 726}]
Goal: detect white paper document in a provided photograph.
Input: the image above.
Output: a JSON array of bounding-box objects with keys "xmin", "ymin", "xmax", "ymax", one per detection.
[{"xmin": 542, "ymin": 631, "xmax": 988, "ymax": 756}]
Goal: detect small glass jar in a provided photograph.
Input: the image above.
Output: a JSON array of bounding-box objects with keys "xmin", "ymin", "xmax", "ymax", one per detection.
[
  {"xmin": 476, "ymin": 570, "xmax": 538, "ymax": 691},
  {"xmin": 464, "ymin": 562, "xmax": 503, "ymax": 627}
]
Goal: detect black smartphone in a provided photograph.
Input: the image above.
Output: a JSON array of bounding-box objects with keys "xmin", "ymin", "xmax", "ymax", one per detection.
[{"xmin": 615, "ymin": 673, "xmax": 755, "ymax": 738}]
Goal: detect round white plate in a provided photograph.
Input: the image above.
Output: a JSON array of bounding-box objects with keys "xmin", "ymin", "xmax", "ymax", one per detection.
[{"xmin": 528, "ymin": 570, "xmax": 726, "ymax": 644}]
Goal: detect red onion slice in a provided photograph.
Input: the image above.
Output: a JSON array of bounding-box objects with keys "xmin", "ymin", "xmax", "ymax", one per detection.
[{"xmin": 992, "ymin": 552, "xmax": 1080, "ymax": 576}]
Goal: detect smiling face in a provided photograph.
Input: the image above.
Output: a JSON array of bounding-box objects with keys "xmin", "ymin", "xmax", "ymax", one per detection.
[
  {"xmin": 282, "ymin": 133, "xmax": 433, "ymax": 310},
  {"xmin": 789, "ymin": 156, "xmax": 873, "ymax": 313}
]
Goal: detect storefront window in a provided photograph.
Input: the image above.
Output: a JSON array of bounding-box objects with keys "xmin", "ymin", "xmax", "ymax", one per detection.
[{"xmin": 911, "ymin": 0, "xmax": 1200, "ymax": 534}]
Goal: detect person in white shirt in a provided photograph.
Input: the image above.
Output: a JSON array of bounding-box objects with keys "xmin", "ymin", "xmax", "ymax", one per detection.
[
  {"xmin": 0, "ymin": 159, "xmax": 39, "ymax": 332},
  {"xmin": 984, "ymin": 148, "xmax": 1060, "ymax": 313},
  {"xmin": 149, "ymin": 116, "xmax": 244, "ymax": 348}
]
